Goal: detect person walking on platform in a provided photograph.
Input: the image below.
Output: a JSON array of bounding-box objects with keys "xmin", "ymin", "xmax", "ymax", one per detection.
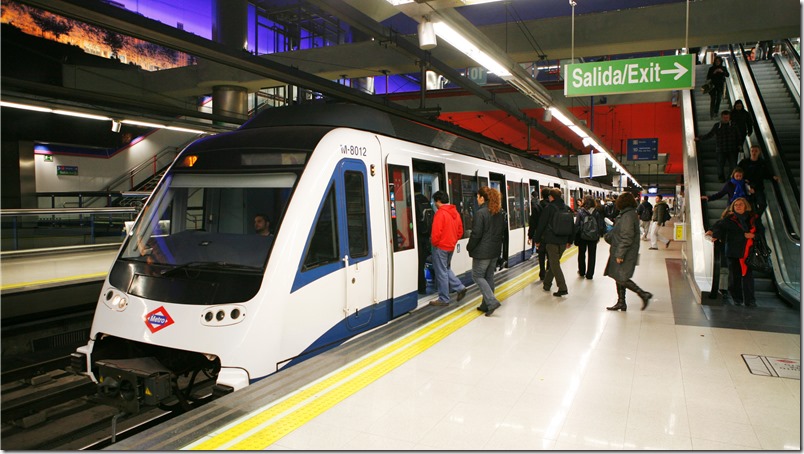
[
  {"xmin": 706, "ymin": 56, "xmax": 729, "ymax": 119},
  {"xmin": 428, "ymin": 191, "xmax": 467, "ymax": 307},
  {"xmin": 533, "ymin": 188, "xmax": 575, "ymax": 297},
  {"xmin": 730, "ymin": 100, "xmax": 754, "ymax": 155},
  {"xmin": 574, "ymin": 196, "xmax": 606, "ymax": 280},
  {"xmin": 636, "ymin": 196, "xmax": 653, "ymax": 240},
  {"xmin": 648, "ymin": 195, "xmax": 672, "ymax": 250},
  {"xmin": 737, "ymin": 146, "xmax": 779, "ymax": 215},
  {"xmin": 527, "ymin": 187, "xmax": 550, "ymax": 280},
  {"xmin": 705, "ymin": 197, "xmax": 764, "ymax": 307},
  {"xmin": 701, "ymin": 167, "xmax": 752, "ymax": 205},
  {"xmin": 604, "ymin": 192, "xmax": 653, "ymax": 311},
  {"xmin": 695, "ymin": 110, "xmax": 741, "ymax": 182},
  {"xmin": 467, "ymin": 186, "xmax": 505, "ymax": 316}
]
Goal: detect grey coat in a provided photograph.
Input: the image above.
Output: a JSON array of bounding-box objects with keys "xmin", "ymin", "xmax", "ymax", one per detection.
[
  {"xmin": 467, "ymin": 203, "xmax": 505, "ymax": 260},
  {"xmin": 604, "ymin": 206, "xmax": 640, "ymax": 282}
]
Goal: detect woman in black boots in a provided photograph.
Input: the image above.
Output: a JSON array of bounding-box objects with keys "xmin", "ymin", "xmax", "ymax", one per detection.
[{"xmin": 603, "ymin": 192, "xmax": 653, "ymax": 311}]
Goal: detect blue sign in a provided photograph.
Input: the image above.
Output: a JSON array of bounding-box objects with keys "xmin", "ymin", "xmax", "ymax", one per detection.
[{"xmin": 627, "ymin": 138, "xmax": 658, "ymax": 161}]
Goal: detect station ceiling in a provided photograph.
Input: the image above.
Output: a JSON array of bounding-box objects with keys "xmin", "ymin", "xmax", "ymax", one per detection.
[{"xmin": 3, "ymin": 0, "xmax": 801, "ymax": 191}]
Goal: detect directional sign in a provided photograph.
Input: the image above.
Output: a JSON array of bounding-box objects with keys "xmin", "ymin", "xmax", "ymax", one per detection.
[
  {"xmin": 565, "ymin": 54, "xmax": 695, "ymax": 97},
  {"xmin": 627, "ymin": 138, "xmax": 659, "ymax": 161}
]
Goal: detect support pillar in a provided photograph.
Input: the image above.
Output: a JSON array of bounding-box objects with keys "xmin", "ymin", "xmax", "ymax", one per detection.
[
  {"xmin": 212, "ymin": 85, "xmax": 248, "ymax": 120},
  {"xmin": 212, "ymin": 0, "xmax": 248, "ymax": 51}
]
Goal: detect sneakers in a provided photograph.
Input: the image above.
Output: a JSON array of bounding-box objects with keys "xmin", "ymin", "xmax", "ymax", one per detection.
[
  {"xmin": 485, "ymin": 302, "xmax": 501, "ymax": 316},
  {"xmin": 476, "ymin": 304, "xmax": 488, "ymax": 312},
  {"xmin": 553, "ymin": 290, "xmax": 568, "ymax": 297},
  {"xmin": 456, "ymin": 288, "xmax": 467, "ymax": 302},
  {"xmin": 429, "ymin": 300, "xmax": 449, "ymax": 307}
]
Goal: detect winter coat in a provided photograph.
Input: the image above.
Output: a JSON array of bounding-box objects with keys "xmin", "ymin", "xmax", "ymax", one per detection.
[
  {"xmin": 699, "ymin": 121, "xmax": 741, "ymax": 155},
  {"xmin": 431, "ymin": 204, "xmax": 463, "ymax": 252},
  {"xmin": 467, "ymin": 203, "xmax": 506, "ymax": 260},
  {"xmin": 707, "ymin": 63, "xmax": 729, "ymax": 87},
  {"xmin": 533, "ymin": 198, "xmax": 574, "ymax": 245},
  {"xmin": 737, "ymin": 157, "xmax": 773, "ymax": 192},
  {"xmin": 573, "ymin": 207, "xmax": 606, "ymax": 245},
  {"xmin": 711, "ymin": 212, "xmax": 764, "ymax": 259},
  {"xmin": 730, "ymin": 108, "xmax": 754, "ymax": 138},
  {"xmin": 651, "ymin": 200, "xmax": 670, "ymax": 226},
  {"xmin": 527, "ymin": 199, "xmax": 547, "ymax": 240},
  {"xmin": 604, "ymin": 206, "xmax": 640, "ymax": 282}
]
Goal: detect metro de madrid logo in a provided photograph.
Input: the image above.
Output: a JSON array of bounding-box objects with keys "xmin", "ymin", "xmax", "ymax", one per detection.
[{"xmin": 145, "ymin": 306, "xmax": 175, "ymax": 333}]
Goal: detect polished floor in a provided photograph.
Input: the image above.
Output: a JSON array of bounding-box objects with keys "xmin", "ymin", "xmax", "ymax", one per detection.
[{"xmin": 264, "ymin": 235, "xmax": 801, "ymax": 450}]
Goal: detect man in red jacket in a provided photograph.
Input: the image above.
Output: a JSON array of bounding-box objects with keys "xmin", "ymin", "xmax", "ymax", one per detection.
[{"xmin": 429, "ymin": 191, "xmax": 468, "ymax": 306}]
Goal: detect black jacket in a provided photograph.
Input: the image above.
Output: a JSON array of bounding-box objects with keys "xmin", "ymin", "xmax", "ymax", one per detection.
[
  {"xmin": 467, "ymin": 203, "xmax": 506, "ymax": 260},
  {"xmin": 533, "ymin": 198, "xmax": 575, "ymax": 245},
  {"xmin": 636, "ymin": 200, "xmax": 653, "ymax": 222},
  {"xmin": 730, "ymin": 108, "xmax": 754, "ymax": 138},
  {"xmin": 737, "ymin": 157, "xmax": 774, "ymax": 192},
  {"xmin": 707, "ymin": 63, "xmax": 729, "ymax": 87},
  {"xmin": 699, "ymin": 121, "xmax": 741, "ymax": 155},
  {"xmin": 711, "ymin": 213, "xmax": 764, "ymax": 259},
  {"xmin": 573, "ymin": 207, "xmax": 606, "ymax": 245},
  {"xmin": 527, "ymin": 199, "xmax": 547, "ymax": 240}
]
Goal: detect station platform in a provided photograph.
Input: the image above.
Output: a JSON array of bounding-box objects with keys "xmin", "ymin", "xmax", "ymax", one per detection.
[{"xmin": 114, "ymin": 223, "xmax": 800, "ymax": 451}]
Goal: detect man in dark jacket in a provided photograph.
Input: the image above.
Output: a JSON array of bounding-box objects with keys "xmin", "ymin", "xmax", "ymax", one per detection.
[
  {"xmin": 696, "ymin": 110, "xmax": 742, "ymax": 182},
  {"xmin": 730, "ymin": 100, "xmax": 754, "ymax": 152},
  {"xmin": 527, "ymin": 188, "xmax": 550, "ymax": 279},
  {"xmin": 737, "ymin": 145, "xmax": 779, "ymax": 215},
  {"xmin": 533, "ymin": 188, "xmax": 575, "ymax": 297},
  {"xmin": 636, "ymin": 196, "xmax": 653, "ymax": 240}
]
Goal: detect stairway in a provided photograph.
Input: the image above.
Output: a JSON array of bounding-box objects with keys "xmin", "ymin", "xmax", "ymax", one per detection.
[{"xmin": 750, "ymin": 60, "xmax": 801, "ymax": 193}]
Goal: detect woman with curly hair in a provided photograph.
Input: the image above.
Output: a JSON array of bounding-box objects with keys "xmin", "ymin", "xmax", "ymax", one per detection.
[
  {"xmin": 467, "ymin": 186, "xmax": 506, "ymax": 316},
  {"xmin": 705, "ymin": 197, "xmax": 763, "ymax": 307},
  {"xmin": 604, "ymin": 192, "xmax": 653, "ymax": 311}
]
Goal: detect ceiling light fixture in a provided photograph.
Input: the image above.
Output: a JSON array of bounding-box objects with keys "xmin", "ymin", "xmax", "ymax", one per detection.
[{"xmin": 432, "ymin": 21, "xmax": 511, "ymax": 77}]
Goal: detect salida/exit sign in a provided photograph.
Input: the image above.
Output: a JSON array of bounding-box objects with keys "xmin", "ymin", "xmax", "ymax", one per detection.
[{"xmin": 564, "ymin": 54, "xmax": 695, "ymax": 97}]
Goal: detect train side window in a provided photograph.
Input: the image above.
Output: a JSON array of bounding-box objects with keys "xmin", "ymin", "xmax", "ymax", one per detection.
[
  {"xmin": 344, "ymin": 170, "xmax": 368, "ymax": 258},
  {"xmin": 507, "ymin": 181, "xmax": 524, "ymax": 230},
  {"xmin": 302, "ymin": 185, "xmax": 340, "ymax": 270},
  {"xmin": 457, "ymin": 174, "xmax": 476, "ymax": 239},
  {"xmin": 388, "ymin": 165, "xmax": 414, "ymax": 252}
]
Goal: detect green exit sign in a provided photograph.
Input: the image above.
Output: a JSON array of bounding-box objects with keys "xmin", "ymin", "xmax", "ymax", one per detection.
[{"xmin": 564, "ymin": 54, "xmax": 695, "ymax": 97}]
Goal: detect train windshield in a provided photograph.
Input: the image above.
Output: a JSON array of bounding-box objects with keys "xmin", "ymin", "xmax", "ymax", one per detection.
[{"xmin": 121, "ymin": 172, "xmax": 296, "ymax": 271}]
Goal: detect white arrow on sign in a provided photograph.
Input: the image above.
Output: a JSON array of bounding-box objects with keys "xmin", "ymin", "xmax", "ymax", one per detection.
[{"xmin": 660, "ymin": 62, "xmax": 689, "ymax": 80}]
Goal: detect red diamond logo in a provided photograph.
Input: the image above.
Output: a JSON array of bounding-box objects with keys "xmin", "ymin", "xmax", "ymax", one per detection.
[{"xmin": 144, "ymin": 306, "xmax": 175, "ymax": 333}]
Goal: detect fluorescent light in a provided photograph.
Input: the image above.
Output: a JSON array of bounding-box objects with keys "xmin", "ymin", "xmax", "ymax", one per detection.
[
  {"xmin": 53, "ymin": 109, "xmax": 111, "ymax": 121},
  {"xmin": 122, "ymin": 119, "xmax": 166, "ymax": 129},
  {"xmin": 432, "ymin": 21, "xmax": 511, "ymax": 77},
  {"xmin": 0, "ymin": 101, "xmax": 53, "ymax": 113},
  {"xmin": 582, "ymin": 137, "xmax": 593, "ymax": 147},
  {"xmin": 386, "ymin": 0, "xmax": 413, "ymax": 4},
  {"xmin": 166, "ymin": 126, "xmax": 206, "ymax": 134},
  {"xmin": 548, "ymin": 107, "xmax": 574, "ymax": 126},
  {"xmin": 461, "ymin": 0, "xmax": 506, "ymax": 4},
  {"xmin": 568, "ymin": 125, "xmax": 588, "ymax": 138}
]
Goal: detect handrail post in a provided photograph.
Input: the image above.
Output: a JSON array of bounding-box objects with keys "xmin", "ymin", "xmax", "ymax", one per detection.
[
  {"xmin": 13, "ymin": 216, "xmax": 18, "ymax": 250},
  {"xmin": 90, "ymin": 214, "xmax": 95, "ymax": 244}
]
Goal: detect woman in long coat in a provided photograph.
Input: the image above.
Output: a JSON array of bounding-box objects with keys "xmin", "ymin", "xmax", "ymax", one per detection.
[{"xmin": 603, "ymin": 192, "xmax": 653, "ymax": 311}]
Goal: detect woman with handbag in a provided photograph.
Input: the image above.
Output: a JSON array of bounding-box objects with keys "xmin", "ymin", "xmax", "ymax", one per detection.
[{"xmin": 705, "ymin": 197, "xmax": 764, "ymax": 307}]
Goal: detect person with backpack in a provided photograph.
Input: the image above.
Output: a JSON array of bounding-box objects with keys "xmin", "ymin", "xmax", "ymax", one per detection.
[
  {"xmin": 636, "ymin": 196, "xmax": 653, "ymax": 240},
  {"xmin": 574, "ymin": 196, "xmax": 606, "ymax": 280},
  {"xmin": 533, "ymin": 188, "xmax": 575, "ymax": 297},
  {"xmin": 604, "ymin": 192, "xmax": 653, "ymax": 311},
  {"xmin": 527, "ymin": 188, "xmax": 550, "ymax": 280},
  {"xmin": 414, "ymin": 184, "xmax": 433, "ymax": 294},
  {"xmin": 648, "ymin": 194, "xmax": 672, "ymax": 250}
]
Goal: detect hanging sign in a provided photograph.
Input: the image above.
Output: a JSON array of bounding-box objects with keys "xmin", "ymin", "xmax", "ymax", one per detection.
[
  {"xmin": 565, "ymin": 54, "xmax": 694, "ymax": 97},
  {"xmin": 627, "ymin": 138, "xmax": 659, "ymax": 161}
]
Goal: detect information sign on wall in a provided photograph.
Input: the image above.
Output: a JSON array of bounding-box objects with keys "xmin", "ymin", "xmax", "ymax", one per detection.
[
  {"xmin": 57, "ymin": 165, "xmax": 78, "ymax": 176},
  {"xmin": 627, "ymin": 138, "xmax": 659, "ymax": 161}
]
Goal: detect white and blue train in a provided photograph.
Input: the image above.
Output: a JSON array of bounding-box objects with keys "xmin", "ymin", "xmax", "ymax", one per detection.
[{"xmin": 72, "ymin": 103, "xmax": 615, "ymax": 411}]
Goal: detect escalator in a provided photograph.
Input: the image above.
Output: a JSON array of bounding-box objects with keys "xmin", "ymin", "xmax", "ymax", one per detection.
[
  {"xmin": 687, "ymin": 54, "xmax": 800, "ymax": 328},
  {"xmin": 749, "ymin": 59, "xmax": 801, "ymax": 192}
]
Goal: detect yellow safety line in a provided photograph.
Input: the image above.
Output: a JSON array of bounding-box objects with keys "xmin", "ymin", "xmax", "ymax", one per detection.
[
  {"xmin": 0, "ymin": 272, "xmax": 107, "ymax": 291},
  {"xmin": 187, "ymin": 247, "xmax": 577, "ymax": 450}
]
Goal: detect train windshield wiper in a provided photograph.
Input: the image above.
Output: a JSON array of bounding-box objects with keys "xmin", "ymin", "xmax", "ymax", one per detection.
[{"xmin": 160, "ymin": 261, "xmax": 262, "ymax": 276}]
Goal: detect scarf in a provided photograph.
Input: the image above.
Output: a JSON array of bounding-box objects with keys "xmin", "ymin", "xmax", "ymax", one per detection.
[
  {"xmin": 734, "ymin": 213, "xmax": 755, "ymax": 276},
  {"xmin": 730, "ymin": 178, "xmax": 747, "ymax": 201}
]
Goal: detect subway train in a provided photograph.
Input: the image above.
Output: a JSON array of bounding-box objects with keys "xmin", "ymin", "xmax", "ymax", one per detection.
[{"xmin": 71, "ymin": 103, "xmax": 616, "ymax": 412}]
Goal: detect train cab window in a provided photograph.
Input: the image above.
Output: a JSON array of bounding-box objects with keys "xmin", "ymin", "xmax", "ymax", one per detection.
[
  {"xmin": 344, "ymin": 171, "xmax": 368, "ymax": 258},
  {"xmin": 302, "ymin": 185, "xmax": 340, "ymax": 270},
  {"xmin": 388, "ymin": 165, "xmax": 414, "ymax": 252}
]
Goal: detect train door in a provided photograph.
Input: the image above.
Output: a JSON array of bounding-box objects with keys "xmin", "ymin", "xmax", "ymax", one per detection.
[
  {"xmin": 412, "ymin": 159, "xmax": 446, "ymax": 298},
  {"xmin": 489, "ymin": 172, "xmax": 509, "ymax": 268},
  {"xmin": 386, "ymin": 159, "xmax": 418, "ymax": 317}
]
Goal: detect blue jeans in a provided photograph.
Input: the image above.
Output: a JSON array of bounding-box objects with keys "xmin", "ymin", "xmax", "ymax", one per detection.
[
  {"xmin": 432, "ymin": 247, "xmax": 465, "ymax": 303},
  {"xmin": 472, "ymin": 258, "xmax": 499, "ymax": 307}
]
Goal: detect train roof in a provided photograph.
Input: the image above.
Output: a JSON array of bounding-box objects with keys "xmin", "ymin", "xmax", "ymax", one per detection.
[{"xmin": 241, "ymin": 103, "xmax": 613, "ymax": 190}]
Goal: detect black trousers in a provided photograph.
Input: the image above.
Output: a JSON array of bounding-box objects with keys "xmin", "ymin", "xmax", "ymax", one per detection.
[
  {"xmin": 577, "ymin": 240, "xmax": 598, "ymax": 278},
  {"xmin": 727, "ymin": 258, "xmax": 755, "ymax": 304}
]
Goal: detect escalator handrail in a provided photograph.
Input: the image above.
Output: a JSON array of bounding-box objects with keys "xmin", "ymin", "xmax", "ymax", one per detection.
[
  {"xmin": 729, "ymin": 45, "xmax": 801, "ymax": 237},
  {"xmin": 782, "ymin": 38, "xmax": 800, "ymax": 64}
]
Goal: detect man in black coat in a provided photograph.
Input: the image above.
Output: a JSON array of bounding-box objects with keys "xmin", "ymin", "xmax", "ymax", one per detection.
[
  {"xmin": 533, "ymin": 188, "xmax": 575, "ymax": 297},
  {"xmin": 696, "ymin": 110, "xmax": 741, "ymax": 182},
  {"xmin": 737, "ymin": 146, "xmax": 779, "ymax": 215},
  {"xmin": 527, "ymin": 187, "xmax": 550, "ymax": 280}
]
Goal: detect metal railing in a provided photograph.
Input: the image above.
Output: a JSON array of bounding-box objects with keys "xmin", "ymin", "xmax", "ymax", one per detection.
[{"xmin": 1, "ymin": 207, "xmax": 138, "ymax": 252}]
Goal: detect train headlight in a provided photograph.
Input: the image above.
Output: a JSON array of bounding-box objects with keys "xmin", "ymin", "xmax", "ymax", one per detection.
[
  {"xmin": 102, "ymin": 288, "xmax": 129, "ymax": 312},
  {"xmin": 200, "ymin": 305, "xmax": 246, "ymax": 326}
]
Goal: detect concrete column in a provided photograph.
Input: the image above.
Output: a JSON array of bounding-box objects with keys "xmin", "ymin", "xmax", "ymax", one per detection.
[
  {"xmin": 212, "ymin": 0, "xmax": 248, "ymax": 51},
  {"xmin": 213, "ymin": 85, "xmax": 248, "ymax": 120}
]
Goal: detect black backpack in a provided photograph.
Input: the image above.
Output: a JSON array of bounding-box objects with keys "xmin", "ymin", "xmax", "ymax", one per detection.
[
  {"xmin": 579, "ymin": 211, "xmax": 600, "ymax": 241},
  {"xmin": 550, "ymin": 208, "xmax": 575, "ymax": 237}
]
